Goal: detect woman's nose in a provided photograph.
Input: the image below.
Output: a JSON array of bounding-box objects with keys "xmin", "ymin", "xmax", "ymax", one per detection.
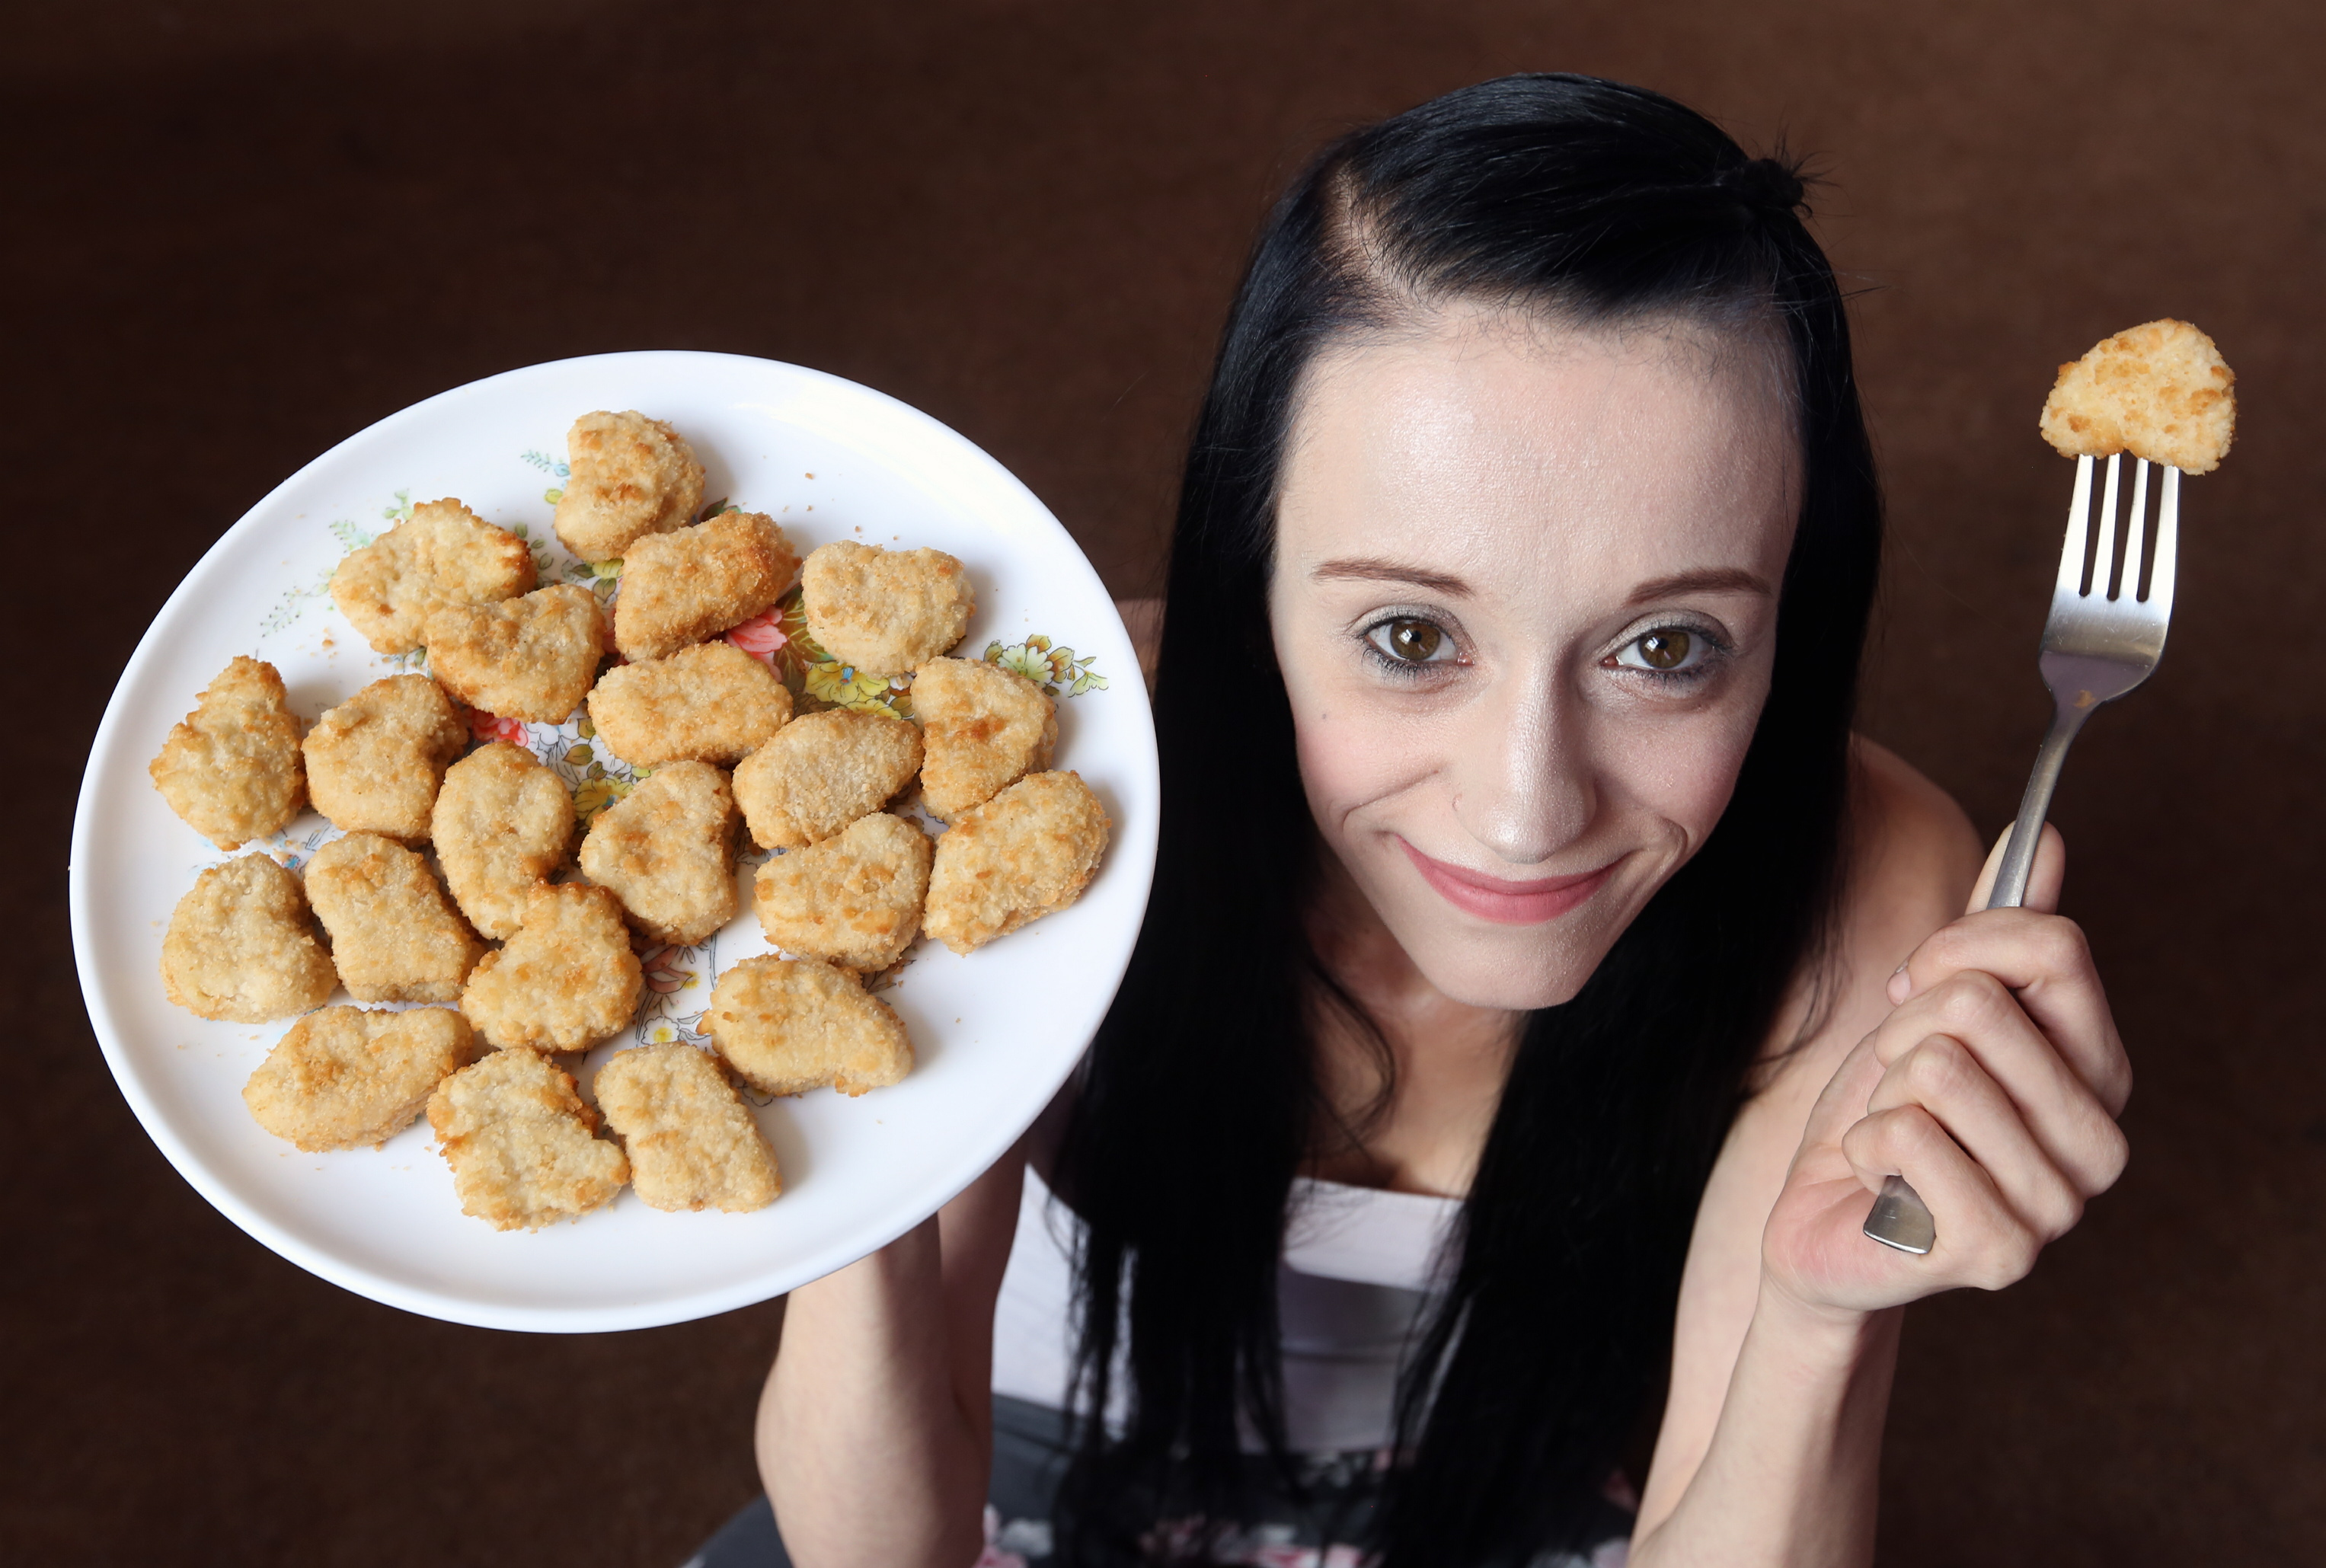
[{"xmin": 1448, "ymin": 670, "xmax": 1596, "ymax": 868}]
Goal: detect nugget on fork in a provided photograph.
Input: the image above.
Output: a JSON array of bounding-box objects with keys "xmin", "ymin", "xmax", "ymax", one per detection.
[
  {"xmin": 428, "ymin": 1047, "xmax": 629, "ymax": 1231},
  {"xmin": 149, "ymin": 656, "xmax": 308, "ymax": 851},
  {"xmin": 301, "ymin": 675, "xmax": 467, "ymax": 843},
  {"xmin": 329, "ymin": 498, "xmax": 535, "ymax": 654},
  {"xmin": 588, "ymin": 642, "xmax": 792, "ymax": 768},
  {"xmin": 460, "ymin": 883, "xmax": 645, "ymax": 1052},
  {"xmin": 733, "ymin": 708, "xmax": 922, "ymax": 850},
  {"xmin": 707, "ymin": 955, "xmax": 914, "ymax": 1097},
  {"xmin": 432, "ymin": 742, "xmax": 575, "ymax": 939},
  {"xmin": 160, "ymin": 854, "xmax": 338, "ymax": 1022},
  {"xmin": 553, "ymin": 410, "xmax": 706, "ymax": 562},
  {"xmin": 244, "ymin": 1005, "xmax": 474, "ymax": 1151},
  {"xmin": 305, "ymin": 832, "xmax": 487, "ymax": 1004},
  {"xmin": 578, "ymin": 762, "xmax": 739, "ymax": 947},
  {"xmin": 594, "ymin": 1043, "xmax": 781, "ymax": 1212},
  {"xmin": 615, "ymin": 509, "xmax": 799, "ymax": 662},
  {"xmin": 425, "ymin": 584, "xmax": 605, "ymax": 723}
]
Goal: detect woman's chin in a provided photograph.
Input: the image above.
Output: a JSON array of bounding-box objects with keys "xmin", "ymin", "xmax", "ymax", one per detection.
[{"xmin": 1404, "ymin": 938, "xmax": 1601, "ymax": 1012}]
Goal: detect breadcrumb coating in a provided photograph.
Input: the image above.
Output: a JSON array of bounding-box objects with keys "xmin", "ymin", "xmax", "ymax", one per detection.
[
  {"xmin": 302, "ymin": 675, "xmax": 467, "ymax": 843},
  {"xmin": 161, "ymin": 854, "xmax": 338, "ymax": 1022},
  {"xmin": 2039, "ymin": 318, "xmax": 2236, "ymax": 474},
  {"xmin": 577, "ymin": 761, "xmax": 739, "ymax": 947},
  {"xmin": 553, "ymin": 410, "xmax": 705, "ymax": 562},
  {"xmin": 707, "ymin": 954, "xmax": 913, "ymax": 1097},
  {"xmin": 149, "ymin": 656, "xmax": 307, "ymax": 851},
  {"xmin": 244, "ymin": 1005, "xmax": 474, "ymax": 1151},
  {"xmin": 424, "ymin": 583, "xmax": 605, "ymax": 723},
  {"xmin": 427, "ymin": 1047, "xmax": 628, "ymax": 1231},
  {"xmin": 615, "ymin": 510, "xmax": 800, "ymax": 661},
  {"xmin": 800, "ymin": 541, "xmax": 973, "ymax": 675},
  {"xmin": 329, "ymin": 498, "xmax": 535, "ymax": 654},
  {"xmin": 589, "ymin": 642, "xmax": 792, "ymax": 768},
  {"xmin": 912, "ymin": 656, "xmax": 1056, "ymax": 820},
  {"xmin": 433, "ymin": 743, "xmax": 575, "ymax": 939},
  {"xmin": 753, "ymin": 811, "xmax": 932, "ymax": 972},
  {"xmin": 733, "ymin": 708, "xmax": 922, "ymax": 850},
  {"xmin": 305, "ymin": 832, "xmax": 487, "ymax": 1004},
  {"xmin": 459, "ymin": 883, "xmax": 645, "ymax": 1052},
  {"xmin": 594, "ymin": 1043, "xmax": 781, "ymax": 1211},
  {"xmin": 922, "ymin": 771, "xmax": 1110, "ymax": 955}
]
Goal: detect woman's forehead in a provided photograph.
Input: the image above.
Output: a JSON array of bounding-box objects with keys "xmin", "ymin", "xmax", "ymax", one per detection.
[{"xmin": 1276, "ymin": 311, "xmax": 1800, "ymax": 589}]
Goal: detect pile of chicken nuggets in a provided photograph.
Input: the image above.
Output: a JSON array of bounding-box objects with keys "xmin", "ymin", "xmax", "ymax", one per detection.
[{"xmin": 151, "ymin": 409, "xmax": 1111, "ymax": 1232}]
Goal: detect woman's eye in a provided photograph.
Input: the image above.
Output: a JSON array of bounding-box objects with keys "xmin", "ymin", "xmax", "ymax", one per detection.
[
  {"xmin": 1367, "ymin": 617, "xmax": 1454, "ymax": 666},
  {"xmin": 1610, "ymin": 628, "xmax": 1708, "ymax": 675}
]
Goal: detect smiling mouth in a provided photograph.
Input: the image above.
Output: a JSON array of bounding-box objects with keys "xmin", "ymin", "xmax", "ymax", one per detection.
[{"xmin": 1398, "ymin": 839, "xmax": 1620, "ymax": 926}]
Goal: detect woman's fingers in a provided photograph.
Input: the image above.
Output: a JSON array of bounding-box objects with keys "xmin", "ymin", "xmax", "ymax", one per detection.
[
  {"xmin": 1865, "ymin": 1033, "xmax": 2090, "ymax": 1240},
  {"xmin": 1966, "ymin": 820, "xmax": 2068, "ymax": 915},
  {"xmin": 1865, "ymin": 970, "xmax": 2129, "ymax": 1194},
  {"xmin": 1838, "ymin": 1105, "xmax": 2042, "ymax": 1292}
]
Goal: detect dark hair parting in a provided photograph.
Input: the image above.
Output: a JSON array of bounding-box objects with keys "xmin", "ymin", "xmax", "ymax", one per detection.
[{"xmin": 1055, "ymin": 72, "xmax": 1880, "ymax": 1566}]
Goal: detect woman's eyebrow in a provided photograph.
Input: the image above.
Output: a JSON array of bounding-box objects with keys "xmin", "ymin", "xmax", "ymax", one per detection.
[
  {"xmin": 1625, "ymin": 567, "xmax": 1773, "ymax": 605},
  {"xmin": 1310, "ymin": 557, "xmax": 1473, "ymax": 597}
]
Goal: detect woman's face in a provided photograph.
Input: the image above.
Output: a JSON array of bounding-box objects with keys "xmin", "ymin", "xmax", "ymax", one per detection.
[{"xmin": 1270, "ymin": 310, "xmax": 1800, "ymax": 1011}]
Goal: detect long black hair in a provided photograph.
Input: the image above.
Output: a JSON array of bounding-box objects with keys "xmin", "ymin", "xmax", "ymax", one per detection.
[{"xmin": 1054, "ymin": 74, "xmax": 1881, "ymax": 1565}]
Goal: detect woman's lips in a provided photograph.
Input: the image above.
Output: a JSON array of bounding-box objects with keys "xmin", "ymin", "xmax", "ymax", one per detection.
[{"xmin": 1398, "ymin": 839, "xmax": 1618, "ymax": 925}]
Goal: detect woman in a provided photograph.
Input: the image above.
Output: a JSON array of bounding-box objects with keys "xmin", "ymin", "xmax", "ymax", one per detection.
[{"xmin": 712, "ymin": 73, "xmax": 2130, "ymax": 1568}]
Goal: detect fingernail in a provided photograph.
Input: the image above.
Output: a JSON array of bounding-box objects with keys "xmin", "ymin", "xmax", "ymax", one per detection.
[{"xmin": 1887, "ymin": 966, "xmax": 1912, "ymax": 1004}]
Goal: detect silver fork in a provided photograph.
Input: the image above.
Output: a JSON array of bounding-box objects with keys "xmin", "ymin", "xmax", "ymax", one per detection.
[{"xmin": 1863, "ymin": 452, "xmax": 2179, "ymax": 1255}]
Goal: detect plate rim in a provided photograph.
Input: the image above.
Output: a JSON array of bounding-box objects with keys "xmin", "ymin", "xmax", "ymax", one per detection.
[{"xmin": 69, "ymin": 349, "xmax": 1157, "ymax": 1332}]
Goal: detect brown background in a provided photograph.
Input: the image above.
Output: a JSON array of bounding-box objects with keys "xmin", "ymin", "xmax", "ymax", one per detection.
[{"xmin": 6, "ymin": 1, "xmax": 2321, "ymax": 1563}]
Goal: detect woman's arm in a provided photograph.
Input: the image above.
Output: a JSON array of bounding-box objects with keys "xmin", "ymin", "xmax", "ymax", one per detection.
[
  {"xmin": 1632, "ymin": 739, "xmax": 2130, "ymax": 1565},
  {"xmin": 755, "ymin": 1138, "xmax": 1029, "ymax": 1568}
]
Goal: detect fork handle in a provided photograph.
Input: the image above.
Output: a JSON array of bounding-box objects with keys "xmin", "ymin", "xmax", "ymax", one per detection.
[
  {"xmin": 1987, "ymin": 700, "xmax": 2092, "ymax": 912},
  {"xmin": 1863, "ymin": 698, "xmax": 2092, "ymax": 1255}
]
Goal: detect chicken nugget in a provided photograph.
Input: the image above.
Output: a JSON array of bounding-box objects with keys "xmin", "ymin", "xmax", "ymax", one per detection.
[
  {"xmin": 733, "ymin": 708, "xmax": 922, "ymax": 850},
  {"xmin": 424, "ymin": 584, "xmax": 605, "ymax": 723},
  {"xmin": 160, "ymin": 854, "xmax": 338, "ymax": 1022},
  {"xmin": 305, "ymin": 832, "xmax": 487, "ymax": 1003},
  {"xmin": 329, "ymin": 498, "xmax": 536, "ymax": 655},
  {"xmin": 800, "ymin": 541, "xmax": 973, "ymax": 675},
  {"xmin": 553, "ymin": 410, "xmax": 705, "ymax": 561},
  {"xmin": 615, "ymin": 510, "xmax": 799, "ymax": 661},
  {"xmin": 460, "ymin": 883, "xmax": 645, "ymax": 1052},
  {"xmin": 594, "ymin": 1043, "xmax": 781, "ymax": 1211},
  {"xmin": 752, "ymin": 811, "xmax": 931, "ymax": 972},
  {"xmin": 427, "ymin": 1047, "xmax": 628, "ymax": 1230},
  {"xmin": 707, "ymin": 954, "xmax": 913, "ymax": 1097},
  {"xmin": 577, "ymin": 762, "xmax": 738, "ymax": 947},
  {"xmin": 149, "ymin": 656, "xmax": 307, "ymax": 851},
  {"xmin": 301, "ymin": 674, "xmax": 467, "ymax": 843},
  {"xmin": 911, "ymin": 656, "xmax": 1056, "ymax": 820},
  {"xmin": 433, "ymin": 742, "xmax": 575, "ymax": 939},
  {"xmin": 589, "ymin": 643, "xmax": 792, "ymax": 768},
  {"xmin": 244, "ymin": 1005, "xmax": 474, "ymax": 1151},
  {"xmin": 2040, "ymin": 318, "xmax": 2236, "ymax": 474},
  {"xmin": 922, "ymin": 771, "xmax": 1110, "ymax": 956}
]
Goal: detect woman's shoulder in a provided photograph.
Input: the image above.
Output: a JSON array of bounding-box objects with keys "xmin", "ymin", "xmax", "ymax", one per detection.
[
  {"xmin": 1845, "ymin": 735, "xmax": 1984, "ymax": 944},
  {"xmin": 1756, "ymin": 737, "xmax": 1983, "ymax": 1081}
]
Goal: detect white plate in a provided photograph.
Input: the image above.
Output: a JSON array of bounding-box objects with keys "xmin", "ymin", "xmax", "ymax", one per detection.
[{"xmin": 69, "ymin": 351, "xmax": 1158, "ymax": 1333}]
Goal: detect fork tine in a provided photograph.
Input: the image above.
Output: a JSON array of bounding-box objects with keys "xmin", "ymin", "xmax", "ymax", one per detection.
[
  {"xmin": 2146, "ymin": 465, "xmax": 2180, "ymax": 617},
  {"xmin": 2057, "ymin": 454, "xmax": 2094, "ymax": 598},
  {"xmin": 2090, "ymin": 452, "xmax": 2122, "ymax": 598},
  {"xmin": 2118, "ymin": 459, "xmax": 2151, "ymax": 601}
]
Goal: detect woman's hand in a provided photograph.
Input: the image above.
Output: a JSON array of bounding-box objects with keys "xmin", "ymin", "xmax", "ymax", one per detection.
[{"xmin": 1760, "ymin": 823, "xmax": 2131, "ymax": 1316}]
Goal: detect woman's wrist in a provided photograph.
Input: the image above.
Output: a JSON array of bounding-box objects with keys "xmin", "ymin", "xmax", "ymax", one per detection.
[{"xmin": 1749, "ymin": 1269, "xmax": 1903, "ymax": 1372}]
